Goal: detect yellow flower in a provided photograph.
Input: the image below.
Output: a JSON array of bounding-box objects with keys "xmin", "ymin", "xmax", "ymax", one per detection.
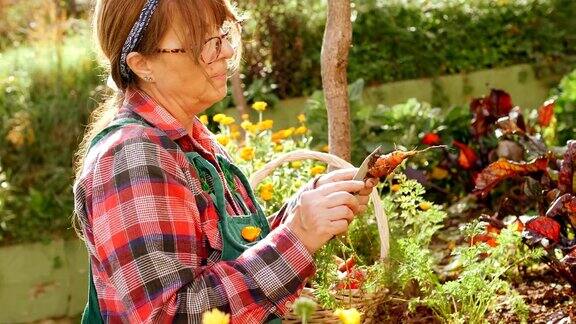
[
  {"xmin": 321, "ymin": 145, "xmax": 330, "ymax": 153},
  {"xmin": 216, "ymin": 134, "xmax": 230, "ymax": 146},
  {"xmin": 239, "ymin": 146, "xmax": 255, "ymax": 161},
  {"xmin": 231, "ymin": 131, "xmax": 241, "ymax": 140},
  {"xmin": 261, "ymin": 183, "xmax": 274, "ymax": 191},
  {"xmin": 290, "ymin": 161, "xmax": 302, "ymax": 169},
  {"xmin": 430, "ymin": 167, "xmax": 449, "ymax": 180},
  {"xmin": 260, "ymin": 189, "xmax": 273, "ymax": 201},
  {"xmin": 274, "ymin": 144, "xmax": 284, "ymax": 152},
  {"xmin": 252, "ymin": 101, "xmax": 268, "ymax": 112},
  {"xmin": 419, "ymin": 201, "xmax": 432, "ymax": 211},
  {"xmin": 297, "ymin": 113, "xmax": 306, "ymax": 123},
  {"xmin": 241, "ymin": 120, "xmax": 253, "ymax": 130},
  {"xmin": 213, "ymin": 113, "xmax": 226, "ymax": 123},
  {"xmin": 247, "ymin": 124, "xmax": 259, "ymax": 135},
  {"xmin": 334, "ymin": 308, "xmax": 361, "ymax": 324},
  {"xmin": 202, "ymin": 308, "xmax": 230, "ymax": 324},
  {"xmin": 257, "ymin": 119, "xmax": 274, "ymax": 131},
  {"xmin": 285, "ymin": 127, "xmax": 295, "ymax": 137},
  {"xmin": 271, "ymin": 131, "xmax": 286, "ymax": 143},
  {"xmin": 310, "ymin": 165, "xmax": 326, "ymax": 176},
  {"xmin": 259, "ymin": 183, "xmax": 274, "ymax": 201},
  {"xmin": 241, "ymin": 120, "xmax": 259, "ymax": 135},
  {"xmin": 199, "ymin": 115, "xmax": 209, "ymax": 125},
  {"xmin": 295, "ymin": 126, "xmax": 307, "ymax": 135},
  {"xmin": 220, "ymin": 116, "xmax": 235, "ymax": 126},
  {"xmin": 241, "ymin": 113, "xmax": 250, "ymax": 120}
]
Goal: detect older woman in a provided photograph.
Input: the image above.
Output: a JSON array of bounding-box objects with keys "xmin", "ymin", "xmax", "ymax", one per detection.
[{"xmin": 73, "ymin": 0, "xmax": 376, "ymax": 323}]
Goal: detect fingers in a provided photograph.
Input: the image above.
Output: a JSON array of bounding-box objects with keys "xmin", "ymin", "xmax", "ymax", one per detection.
[
  {"xmin": 365, "ymin": 177, "xmax": 379, "ymax": 187},
  {"xmin": 326, "ymin": 168, "xmax": 357, "ymax": 181},
  {"xmin": 329, "ymin": 219, "xmax": 349, "ymax": 236},
  {"xmin": 357, "ymin": 177, "xmax": 378, "ymax": 195},
  {"xmin": 326, "ymin": 191, "xmax": 360, "ymax": 213},
  {"xmin": 357, "ymin": 194, "xmax": 369, "ymax": 207},
  {"xmin": 317, "ymin": 180, "xmax": 365, "ymax": 195},
  {"xmin": 326, "ymin": 205, "xmax": 355, "ymax": 223}
]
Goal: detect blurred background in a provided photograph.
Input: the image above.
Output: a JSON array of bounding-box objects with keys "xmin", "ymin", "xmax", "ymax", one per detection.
[{"xmin": 0, "ymin": 0, "xmax": 574, "ymax": 322}]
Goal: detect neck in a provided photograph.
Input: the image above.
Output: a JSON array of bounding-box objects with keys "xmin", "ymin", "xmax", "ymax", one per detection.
[{"xmin": 138, "ymin": 84, "xmax": 210, "ymax": 133}]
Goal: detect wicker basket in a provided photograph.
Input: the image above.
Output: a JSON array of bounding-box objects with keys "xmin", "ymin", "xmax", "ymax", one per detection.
[{"xmin": 248, "ymin": 149, "xmax": 389, "ymax": 323}]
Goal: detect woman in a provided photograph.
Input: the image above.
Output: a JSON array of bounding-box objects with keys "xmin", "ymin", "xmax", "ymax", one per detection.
[{"xmin": 73, "ymin": 0, "xmax": 376, "ymax": 323}]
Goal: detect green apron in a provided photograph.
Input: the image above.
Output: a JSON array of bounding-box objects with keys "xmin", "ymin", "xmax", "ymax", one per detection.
[{"xmin": 81, "ymin": 118, "xmax": 281, "ymax": 323}]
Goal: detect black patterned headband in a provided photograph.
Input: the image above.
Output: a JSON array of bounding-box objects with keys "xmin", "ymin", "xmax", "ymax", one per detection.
[{"xmin": 119, "ymin": 0, "xmax": 161, "ymax": 84}]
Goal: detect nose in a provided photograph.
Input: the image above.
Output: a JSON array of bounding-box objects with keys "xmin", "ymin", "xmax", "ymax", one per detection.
[{"xmin": 219, "ymin": 38, "xmax": 235, "ymax": 60}]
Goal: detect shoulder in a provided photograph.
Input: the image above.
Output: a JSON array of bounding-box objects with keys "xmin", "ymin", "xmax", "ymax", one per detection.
[{"xmin": 80, "ymin": 121, "xmax": 189, "ymax": 186}]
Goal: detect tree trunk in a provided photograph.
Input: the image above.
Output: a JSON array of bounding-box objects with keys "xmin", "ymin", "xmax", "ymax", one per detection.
[
  {"xmin": 321, "ymin": 0, "xmax": 352, "ymax": 162},
  {"xmin": 230, "ymin": 71, "xmax": 247, "ymax": 116},
  {"xmin": 68, "ymin": 0, "xmax": 78, "ymax": 18}
]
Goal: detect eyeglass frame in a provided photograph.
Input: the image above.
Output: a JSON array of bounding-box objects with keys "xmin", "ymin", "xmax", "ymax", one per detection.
[{"xmin": 154, "ymin": 21, "xmax": 240, "ymax": 64}]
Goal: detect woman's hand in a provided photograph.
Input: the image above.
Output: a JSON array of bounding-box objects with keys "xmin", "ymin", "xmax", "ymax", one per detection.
[
  {"xmin": 286, "ymin": 174, "xmax": 378, "ymax": 254},
  {"xmin": 316, "ymin": 168, "xmax": 378, "ymax": 214}
]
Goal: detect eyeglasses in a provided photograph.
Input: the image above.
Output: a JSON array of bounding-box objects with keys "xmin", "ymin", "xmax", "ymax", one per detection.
[{"xmin": 155, "ymin": 22, "xmax": 239, "ymax": 64}]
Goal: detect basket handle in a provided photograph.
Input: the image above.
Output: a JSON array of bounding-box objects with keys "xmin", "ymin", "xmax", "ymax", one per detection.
[{"xmin": 249, "ymin": 149, "xmax": 389, "ymax": 259}]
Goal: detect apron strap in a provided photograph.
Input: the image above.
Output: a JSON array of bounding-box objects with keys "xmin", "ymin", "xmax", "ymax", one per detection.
[
  {"xmin": 81, "ymin": 264, "xmax": 104, "ymax": 324},
  {"xmin": 217, "ymin": 155, "xmax": 267, "ymax": 219}
]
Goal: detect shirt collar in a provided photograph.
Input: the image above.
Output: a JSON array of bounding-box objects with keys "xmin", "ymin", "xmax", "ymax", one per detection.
[{"xmin": 119, "ymin": 87, "xmax": 214, "ymax": 143}]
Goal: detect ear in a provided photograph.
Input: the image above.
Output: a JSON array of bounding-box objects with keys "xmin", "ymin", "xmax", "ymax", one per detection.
[{"xmin": 126, "ymin": 52, "xmax": 153, "ymax": 80}]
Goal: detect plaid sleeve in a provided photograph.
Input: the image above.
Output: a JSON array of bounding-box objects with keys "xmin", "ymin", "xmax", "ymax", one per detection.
[{"xmin": 88, "ymin": 132, "xmax": 315, "ymax": 323}]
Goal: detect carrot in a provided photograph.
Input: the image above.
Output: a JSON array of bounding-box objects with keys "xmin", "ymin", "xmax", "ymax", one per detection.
[{"xmin": 367, "ymin": 145, "xmax": 446, "ymax": 179}]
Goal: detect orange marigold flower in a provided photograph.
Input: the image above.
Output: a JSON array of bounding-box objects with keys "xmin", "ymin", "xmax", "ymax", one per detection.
[
  {"xmin": 239, "ymin": 146, "xmax": 255, "ymax": 161},
  {"xmin": 310, "ymin": 165, "xmax": 326, "ymax": 176}
]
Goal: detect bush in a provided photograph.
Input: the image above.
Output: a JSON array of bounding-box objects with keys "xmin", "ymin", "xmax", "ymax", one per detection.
[
  {"xmin": 240, "ymin": 0, "xmax": 576, "ymax": 99},
  {"xmin": 549, "ymin": 69, "xmax": 576, "ymax": 146},
  {"xmin": 0, "ymin": 30, "xmax": 105, "ymax": 244}
]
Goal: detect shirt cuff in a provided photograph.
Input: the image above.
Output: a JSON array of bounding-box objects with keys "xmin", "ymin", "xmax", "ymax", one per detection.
[{"xmin": 237, "ymin": 224, "xmax": 315, "ymax": 313}]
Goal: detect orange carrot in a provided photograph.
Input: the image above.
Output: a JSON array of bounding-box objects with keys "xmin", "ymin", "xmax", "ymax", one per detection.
[{"xmin": 367, "ymin": 145, "xmax": 445, "ymax": 179}]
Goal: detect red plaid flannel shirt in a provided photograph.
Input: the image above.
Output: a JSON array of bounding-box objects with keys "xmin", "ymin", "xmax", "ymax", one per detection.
[{"xmin": 73, "ymin": 88, "xmax": 316, "ymax": 323}]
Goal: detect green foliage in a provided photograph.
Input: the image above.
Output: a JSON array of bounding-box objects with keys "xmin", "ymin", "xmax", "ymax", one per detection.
[
  {"xmin": 305, "ymin": 79, "xmax": 472, "ymax": 165},
  {"xmin": 0, "ymin": 0, "xmax": 89, "ymax": 51},
  {"xmin": 0, "ymin": 31, "xmax": 104, "ymax": 244},
  {"xmin": 362, "ymin": 176, "xmax": 541, "ymax": 322},
  {"xmin": 367, "ymin": 175, "xmax": 445, "ymax": 294},
  {"xmin": 549, "ymin": 69, "xmax": 576, "ymax": 146},
  {"xmin": 239, "ymin": 0, "xmax": 326, "ymax": 98},
  {"xmin": 418, "ymin": 222, "xmax": 544, "ymax": 323},
  {"xmin": 240, "ymin": 0, "xmax": 576, "ymax": 99},
  {"xmin": 292, "ymin": 296, "xmax": 317, "ymax": 324}
]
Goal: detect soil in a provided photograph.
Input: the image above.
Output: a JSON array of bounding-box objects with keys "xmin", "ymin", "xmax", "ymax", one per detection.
[{"xmin": 488, "ymin": 265, "xmax": 575, "ymax": 323}]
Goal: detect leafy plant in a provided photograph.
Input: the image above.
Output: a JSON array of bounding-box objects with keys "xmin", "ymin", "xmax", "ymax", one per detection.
[
  {"xmin": 361, "ymin": 176, "xmax": 540, "ymax": 323},
  {"xmin": 546, "ymin": 69, "xmax": 576, "ymax": 146},
  {"xmin": 0, "ymin": 30, "xmax": 104, "ymax": 244},
  {"xmin": 474, "ymin": 140, "xmax": 576, "ymax": 290}
]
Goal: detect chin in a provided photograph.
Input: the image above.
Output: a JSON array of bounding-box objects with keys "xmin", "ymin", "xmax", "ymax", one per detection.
[{"xmin": 215, "ymin": 84, "xmax": 228, "ymax": 100}]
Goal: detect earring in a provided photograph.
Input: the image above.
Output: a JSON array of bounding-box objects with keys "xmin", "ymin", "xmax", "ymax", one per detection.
[{"xmin": 144, "ymin": 76, "xmax": 153, "ymax": 82}]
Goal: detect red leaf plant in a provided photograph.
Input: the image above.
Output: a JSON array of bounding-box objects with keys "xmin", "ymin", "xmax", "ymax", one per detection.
[{"xmin": 475, "ymin": 140, "xmax": 576, "ymax": 290}]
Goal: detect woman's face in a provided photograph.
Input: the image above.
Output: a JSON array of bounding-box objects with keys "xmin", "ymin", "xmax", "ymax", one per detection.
[{"xmin": 144, "ymin": 21, "xmax": 235, "ymax": 114}]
